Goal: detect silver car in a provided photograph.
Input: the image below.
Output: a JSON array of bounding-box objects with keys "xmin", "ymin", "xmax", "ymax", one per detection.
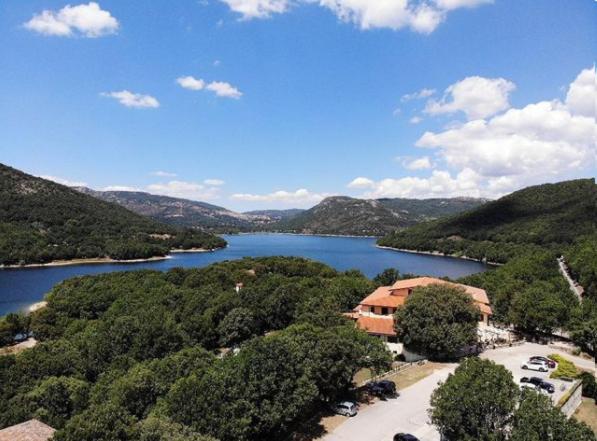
[{"xmin": 331, "ymin": 401, "xmax": 358, "ymax": 417}]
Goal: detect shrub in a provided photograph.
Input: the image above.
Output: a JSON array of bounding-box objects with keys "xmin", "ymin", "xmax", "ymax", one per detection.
[
  {"xmin": 579, "ymin": 372, "xmax": 596, "ymax": 398},
  {"xmin": 548, "ymin": 354, "xmax": 578, "ymax": 379}
]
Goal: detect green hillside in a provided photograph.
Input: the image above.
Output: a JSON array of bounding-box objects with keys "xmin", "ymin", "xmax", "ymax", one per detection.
[
  {"xmin": 271, "ymin": 196, "xmax": 487, "ymax": 236},
  {"xmin": 0, "ymin": 164, "xmax": 226, "ymax": 265},
  {"xmin": 379, "ymin": 179, "xmax": 597, "ymax": 263}
]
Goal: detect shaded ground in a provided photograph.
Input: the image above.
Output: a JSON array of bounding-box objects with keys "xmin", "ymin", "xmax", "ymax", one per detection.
[{"xmin": 574, "ymin": 398, "xmax": 597, "ymax": 435}]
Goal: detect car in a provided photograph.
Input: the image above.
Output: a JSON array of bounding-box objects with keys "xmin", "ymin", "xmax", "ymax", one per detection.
[
  {"xmin": 393, "ymin": 434, "xmax": 420, "ymax": 441},
  {"xmin": 367, "ymin": 380, "xmax": 398, "ymax": 397},
  {"xmin": 520, "ymin": 382, "xmax": 538, "ymax": 391},
  {"xmin": 521, "ymin": 359, "xmax": 549, "ymax": 372},
  {"xmin": 529, "ymin": 356, "xmax": 557, "ymax": 368},
  {"xmin": 331, "ymin": 401, "xmax": 358, "ymax": 417},
  {"xmin": 520, "ymin": 376, "xmax": 555, "ymax": 393}
]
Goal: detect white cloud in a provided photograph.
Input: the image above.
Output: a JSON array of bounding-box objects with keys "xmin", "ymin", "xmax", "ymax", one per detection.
[
  {"xmin": 152, "ymin": 171, "xmax": 178, "ymax": 177},
  {"xmin": 204, "ymin": 179, "xmax": 225, "ymax": 186},
  {"xmin": 213, "ymin": 59, "xmax": 222, "ymax": 67},
  {"xmin": 177, "ymin": 76, "xmax": 205, "ymax": 90},
  {"xmin": 433, "ymin": 0, "xmax": 493, "ymax": 11},
  {"xmin": 102, "ymin": 185, "xmax": 141, "ymax": 192},
  {"xmin": 24, "ymin": 2, "xmax": 119, "ymax": 37},
  {"xmin": 425, "ymin": 76, "xmax": 515, "ymax": 120},
  {"xmin": 101, "ymin": 90, "xmax": 160, "ymax": 108},
  {"xmin": 147, "ymin": 180, "xmax": 221, "ymax": 200},
  {"xmin": 409, "ymin": 116, "xmax": 423, "ymax": 124},
  {"xmin": 220, "ymin": 0, "xmax": 492, "ymax": 33},
  {"xmin": 231, "ymin": 188, "xmax": 329, "ymax": 205},
  {"xmin": 352, "ymin": 66, "xmax": 597, "ymax": 200},
  {"xmin": 347, "ymin": 177, "xmax": 375, "ymax": 189},
  {"xmin": 206, "ymin": 81, "xmax": 243, "ymax": 99},
  {"xmin": 404, "ymin": 156, "xmax": 432, "ymax": 170},
  {"xmin": 177, "ymin": 76, "xmax": 243, "ymax": 99},
  {"xmin": 220, "ymin": 0, "xmax": 291, "ymax": 19},
  {"xmin": 401, "ymin": 88, "xmax": 436, "ymax": 102},
  {"xmin": 40, "ymin": 175, "xmax": 88, "ymax": 187},
  {"xmin": 566, "ymin": 66, "xmax": 596, "ymax": 118}
]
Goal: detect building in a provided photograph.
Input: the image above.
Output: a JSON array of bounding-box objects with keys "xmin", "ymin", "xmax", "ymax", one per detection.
[
  {"xmin": 0, "ymin": 419, "xmax": 55, "ymax": 441},
  {"xmin": 351, "ymin": 277, "xmax": 493, "ymax": 342}
]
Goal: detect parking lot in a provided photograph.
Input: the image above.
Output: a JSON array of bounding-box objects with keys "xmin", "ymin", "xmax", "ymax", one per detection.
[
  {"xmin": 322, "ymin": 343, "xmax": 594, "ymax": 441},
  {"xmin": 481, "ymin": 342, "xmax": 594, "ymax": 405}
]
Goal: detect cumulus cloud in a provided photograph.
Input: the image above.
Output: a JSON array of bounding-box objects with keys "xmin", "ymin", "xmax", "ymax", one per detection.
[
  {"xmin": 220, "ymin": 0, "xmax": 291, "ymax": 19},
  {"xmin": 401, "ymin": 88, "xmax": 436, "ymax": 102},
  {"xmin": 404, "ymin": 156, "xmax": 432, "ymax": 170},
  {"xmin": 152, "ymin": 171, "xmax": 178, "ymax": 177},
  {"xmin": 425, "ymin": 76, "xmax": 515, "ymax": 120},
  {"xmin": 219, "ymin": 0, "xmax": 492, "ymax": 33},
  {"xmin": 101, "ymin": 90, "xmax": 160, "ymax": 108},
  {"xmin": 351, "ymin": 66, "xmax": 596, "ymax": 199},
  {"xmin": 177, "ymin": 76, "xmax": 242, "ymax": 99},
  {"xmin": 409, "ymin": 116, "xmax": 423, "ymax": 124},
  {"xmin": 566, "ymin": 66, "xmax": 596, "ymax": 118},
  {"xmin": 231, "ymin": 188, "xmax": 329, "ymax": 206},
  {"xmin": 347, "ymin": 177, "xmax": 375, "ymax": 189},
  {"xmin": 40, "ymin": 175, "xmax": 88, "ymax": 187},
  {"xmin": 147, "ymin": 180, "xmax": 221, "ymax": 200},
  {"xmin": 24, "ymin": 2, "xmax": 119, "ymax": 37},
  {"xmin": 177, "ymin": 76, "xmax": 205, "ymax": 90},
  {"xmin": 204, "ymin": 179, "xmax": 225, "ymax": 186},
  {"xmin": 206, "ymin": 81, "xmax": 243, "ymax": 99}
]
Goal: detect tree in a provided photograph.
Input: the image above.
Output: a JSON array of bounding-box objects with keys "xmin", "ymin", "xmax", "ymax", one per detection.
[
  {"xmin": 394, "ymin": 284, "xmax": 480, "ymax": 359},
  {"xmin": 217, "ymin": 307, "xmax": 259, "ymax": 347},
  {"xmin": 430, "ymin": 358, "xmax": 518, "ymax": 441},
  {"xmin": 137, "ymin": 416, "xmax": 218, "ymax": 441},
  {"xmin": 511, "ymin": 390, "xmax": 595, "ymax": 441},
  {"xmin": 509, "ymin": 282, "xmax": 570, "ymax": 334},
  {"xmin": 373, "ymin": 268, "xmax": 400, "ymax": 287}
]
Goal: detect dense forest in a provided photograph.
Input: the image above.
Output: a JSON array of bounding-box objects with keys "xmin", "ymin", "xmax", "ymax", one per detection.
[
  {"xmin": 0, "ymin": 257, "xmax": 391, "ymax": 441},
  {"xmin": 378, "ymin": 179, "xmax": 597, "ymax": 263},
  {"xmin": 0, "ymin": 164, "xmax": 226, "ymax": 265}
]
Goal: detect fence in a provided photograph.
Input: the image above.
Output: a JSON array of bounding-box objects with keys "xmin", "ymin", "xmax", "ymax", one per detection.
[{"xmin": 357, "ymin": 359, "xmax": 428, "ymax": 387}]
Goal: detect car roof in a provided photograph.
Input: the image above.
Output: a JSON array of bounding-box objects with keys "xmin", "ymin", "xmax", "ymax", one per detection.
[{"xmin": 338, "ymin": 401, "xmax": 355, "ymax": 407}]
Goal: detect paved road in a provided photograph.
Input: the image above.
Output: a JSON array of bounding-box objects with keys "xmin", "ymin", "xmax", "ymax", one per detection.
[
  {"xmin": 323, "ymin": 343, "xmax": 595, "ymax": 441},
  {"xmin": 323, "ymin": 364, "xmax": 457, "ymax": 441}
]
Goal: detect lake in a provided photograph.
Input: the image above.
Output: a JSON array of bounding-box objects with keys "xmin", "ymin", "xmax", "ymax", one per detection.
[{"xmin": 0, "ymin": 233, "xmax": 489, "ymax": 316}]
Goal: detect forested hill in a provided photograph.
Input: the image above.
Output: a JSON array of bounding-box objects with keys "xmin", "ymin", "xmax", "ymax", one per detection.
[
  {"xmin": 271, "ymin": 196, "xmax": 487, "ymax": 236},
  {"xmin": 378, "ymin": 179, "xmax": 597, "ymax": 263},
  {"xmin": 0, "ymin": 164, "xmax": 226, "ymax": 265},
  {"xmin": 76, "ymin": 187, "xmax": 260, "ymax": 232}
]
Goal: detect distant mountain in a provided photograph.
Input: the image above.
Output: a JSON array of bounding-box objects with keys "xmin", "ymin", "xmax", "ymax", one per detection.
[
  {"xmin": 243, "ymin": 209, "xmax": 305, "ymax": 222},
  {"xmin": 0, "ymin": 164, "xmax": 226, "ymax": 266},
  {"xmin": 378, "ymin": 179, "xmax": 597, "ymax": 263},
  {"xmin": 76, "ymin": 188, "xmax": 259, "ymax": 232},
  {"xmin": 270, "ymin": 196, "xmax": 488, "ymax": 236}
]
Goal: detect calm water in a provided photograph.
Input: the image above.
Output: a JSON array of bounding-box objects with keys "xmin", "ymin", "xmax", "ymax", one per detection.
[{"xmin": 0, "ymin": 233, "xmax": 488, "ymax": 316}]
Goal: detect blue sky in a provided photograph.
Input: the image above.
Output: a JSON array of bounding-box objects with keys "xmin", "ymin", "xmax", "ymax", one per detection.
[{"xmin": 0, "ymin": 0, "xmax": 595, "ymax": 211}]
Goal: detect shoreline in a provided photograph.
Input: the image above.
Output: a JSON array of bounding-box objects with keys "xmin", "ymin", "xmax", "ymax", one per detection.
[
  {"xmin": 376, "ymin": 245, "xmax": 503, "ymax": 266},
  {"xmin": 0, "ymin": 246, "xmax": 226, "ymax": 270}
]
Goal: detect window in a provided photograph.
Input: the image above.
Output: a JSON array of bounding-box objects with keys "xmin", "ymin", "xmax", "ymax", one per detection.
[{"xmin": 381, "ymin": 307, "xmax": 389, "ymax": 315}]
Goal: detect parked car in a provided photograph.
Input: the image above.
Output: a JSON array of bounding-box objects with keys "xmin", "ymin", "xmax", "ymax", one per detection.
[
  {"xmin": 367, "ymin": 380, "xmax": 398, "ymax": 397},
  {"xmin": 393, "ymin": 434, "xmax": 420, "ymax": 441},
  {"xmin": 331, "ymin": 401, "xmax": 358, "ymax": 417},
  {"xmin": 520, "ymin": 376, "xmax": 555, "ymax": 393},
  {"xmin": 529, "ymin": 356, "xmax": 557, "ymax": 368},
  {"xmin": 521, "ymin": 359, "xmax": 549, "ymax": 372},
  {"xmin": 519, "ymin": 382, "xmax": 539, "ymax": 391}
]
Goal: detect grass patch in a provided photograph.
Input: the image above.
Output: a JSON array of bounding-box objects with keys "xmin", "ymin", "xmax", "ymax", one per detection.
[
  {"xmin": 574, "ymin": 398, "xmax": 597, "ymax": 436},
  {"xmin": 548, "ymin": 353, "xmax": 578, "ymax": 379}
]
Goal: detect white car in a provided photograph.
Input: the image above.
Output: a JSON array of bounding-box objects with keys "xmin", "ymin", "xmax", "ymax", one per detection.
[
  {"xmin": 521, "ymin": 360, "xmax": 549, "ymax": 372},
  {"xmin": 331, "ymin": 401, "xmax": 358, "ymax": 417}
]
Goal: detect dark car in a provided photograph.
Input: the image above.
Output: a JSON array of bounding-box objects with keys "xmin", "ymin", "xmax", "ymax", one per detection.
[
  {"xmin": 530, "ymin": 356, "xmax": 557, "ymax": 369},
  {"xmin": 367, "ymin": 380, "xmax": 397, "ymax": 397},
  {"xmin": 393, "ymin": 434, "xmax": 420, "ymax": 441},
  {"xmin": 521, "ymin": 376, "xmax": 555, "ymax": 393}
]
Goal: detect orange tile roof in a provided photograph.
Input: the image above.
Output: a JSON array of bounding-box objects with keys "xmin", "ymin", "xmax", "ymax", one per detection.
[
  {"xmin": 390, "ymin": 277, "xmax": 490, "ymax": 306},
  {"xmin": 0, "ymin": 420, "xmax": 55, "ymax": 441},
  {"xmin": 358, "ymin": 287, "xmax": 405, "ymax": 308},
  {"xmin": 356, "ymin": 316, "xmax": 396, "ymax": 336}
]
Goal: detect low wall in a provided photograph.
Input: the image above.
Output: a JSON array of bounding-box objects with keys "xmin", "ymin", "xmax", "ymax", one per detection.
[{"xmin": 558, "ymin": 380, "xmax": 583, "ymax": 418}]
